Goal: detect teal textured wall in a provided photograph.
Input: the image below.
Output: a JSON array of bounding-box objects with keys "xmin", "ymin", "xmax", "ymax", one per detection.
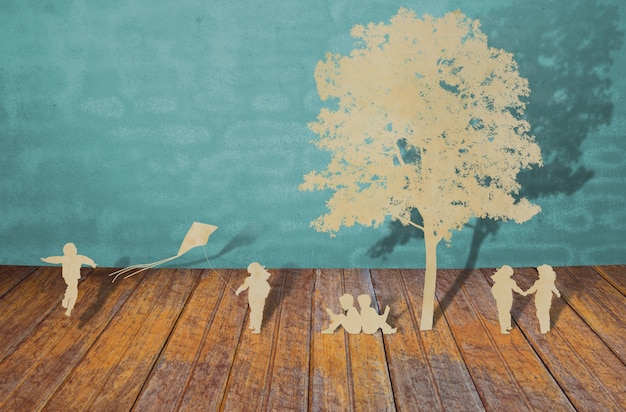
[{"xmin": 1, "ymin": 0, "xmax": 624, "ymax": 269}]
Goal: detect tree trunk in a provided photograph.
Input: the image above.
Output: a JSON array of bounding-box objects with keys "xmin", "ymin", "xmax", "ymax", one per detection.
[{"xmin": 420, "ymin": 228, "xmax": 440, "ymax": 330}]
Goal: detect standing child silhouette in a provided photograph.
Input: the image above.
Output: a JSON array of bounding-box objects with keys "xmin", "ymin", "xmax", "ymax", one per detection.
[
  {"xmin": 525, "ymin": 264, "xmax": 561, "ymax": 334},
  {"xmin": 490, "ymin": 264, "xmax": 526, "ymax": 334},
  {"xmin": 41, "ymin": 243, "xmax": 97, "ymax": 316},
  {"xmin": 236, "ymin": 262, "xmax": 271, "ymax": 334}
]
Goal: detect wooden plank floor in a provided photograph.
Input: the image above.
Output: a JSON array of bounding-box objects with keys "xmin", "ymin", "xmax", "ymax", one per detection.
[{"xmin": 0, "ymin": 265, "xmax": 624, "ymax": 411}]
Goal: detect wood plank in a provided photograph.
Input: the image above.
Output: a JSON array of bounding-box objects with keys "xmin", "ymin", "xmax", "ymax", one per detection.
[
  {"xmin": 469, "ymin": 268, "xmax": 576, "ymax": 410},
  {"xmin": 175, "ymin": 269, "xmax": 250, "ymax": 411},
  {"xmin": 435, "ymin": 269, "xmax": 534, "ymax": 410},
  {"xmin": 219, "ymin": 268, "xmax": 287, "ymax": 410},
  {"xmin": 574, "ymin": 267, "xmax": 626, "ymax": 320},
  {"xmin": 343, "ymin": 268, "xmax": 396, "ymax": 412},
  {"xmin": 132, "ymin": 269, "xmax": 231, "ymax": 411},
  {"xmin": 370, "ymin": 269, "xmax": 449, "ymax": 411},
  {"xmin": 310, "ymin": 268, "xmax": 353, "ymax": 411},
  {"xmin": 512, "ymin": 266, "xmax": 626, "ymax": 410},
  {"xmin": 558, "ymin": 266, "xmax": 626, "ymax": 364},
  {"xmin": 396, "ymin": 269, "xmax": 484, "ymax": 411},
  {"xmin": 0, "ymin": 266, "xmax": 36, "ymax": 297},
  {"xmin": 42, "ymin": 268, "xmax": 198, "ymax": 411},
  {"xmin": 593, "ymin": 265, "xmax": 626, "ymax": 297},
  {"xmin": 0, "ymin": 266, "xmax": 84, "ymax": 362},
  {"xmin": 88, "ymin": 269, "xmax": 200, "ymax": 411},
  {"xmin": 0, "ymin": 268, "xmax": 144, "ymax": 410},
  {"xmin": 265, "ymin": 269, "xmax": 314, "ymax": 411}
]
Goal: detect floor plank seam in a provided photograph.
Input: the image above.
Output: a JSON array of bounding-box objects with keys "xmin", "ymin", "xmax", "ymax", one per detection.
[
  {"xmin": 131, "ymin": 268, "xmax": 203, "ymax": 410},
  {"xmin": 561, "ymin": 267, "xmax": 626, "ymax": 367},
  {"xmin": 217, "ymin": 270, "xmax": 250, "ymax": 412},
  {"xmin": 592, "ymin": 266, "xmax": 626, "ymax": 298},
  {"xmin": 340, "ymin": 269, "xmax": 357, "ymax": 412},
  {"xmin": 370, "ymin": 270, "xmax": 399, "ymax": 412},
  {"xmin": 399, "ymin": 269, "xmax": 446, "ymax": 411},
  {"xmin": 537, "ymin": 303, "xmax": 622, "ymax": 409},
  {"xmin": 0, "ymin": 266, "xmax": 38, "ymax": 299},
  {"xmin": 176, "ymin": 269, "xmax": 233, "ymax": 411},
  {"xmin": 261, "ymin": 270, "xmax": 287, "ymax": 411},
  {"xmin": 307, "ymin": 269, "xmax": 319, "ymax": 412}
]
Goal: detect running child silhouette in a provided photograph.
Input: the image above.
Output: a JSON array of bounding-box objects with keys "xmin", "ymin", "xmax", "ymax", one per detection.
[
  {"xmin": 236, "ymin": 262, "xmax": 271, "ymax": 334},
  {"xmin": 41, "ymin": 242, "xmax": 97, "ymax": 316},
  {"xmin": 525, "ymin": 264, "xmax": 561, "ymax": 334}
]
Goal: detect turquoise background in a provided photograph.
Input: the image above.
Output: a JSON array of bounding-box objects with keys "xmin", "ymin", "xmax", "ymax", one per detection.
[{"xmin": 1, "ymin": 0, "xmax": 624, "ymax": 269}]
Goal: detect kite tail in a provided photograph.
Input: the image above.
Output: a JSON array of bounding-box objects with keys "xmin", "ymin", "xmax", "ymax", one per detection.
[{"xmin": 109, "ymin": 255, "xmax": 178, "ymax": 282}]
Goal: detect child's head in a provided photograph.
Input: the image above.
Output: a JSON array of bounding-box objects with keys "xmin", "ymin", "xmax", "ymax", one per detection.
[
  {"xmin": 63, "ymin": 243, "xmax": 77, "ymax": 256},
  {"xmin": 357, "ymin": 294, "xmax": 372, "ymax": 308},
  {"xmin": 492, "ymin": 264, "xmax": 513, "ymax": 281},
  {"xmin": 537, "ymin": 264, "xmax": 556, "ymax": 280},
  {"xmin": 247, "ymin": 262, "xmax": 271, "ymax": 279},
  {"xmin": 339, "ymin": 294, "xmax": 354, "ymax": 310}
]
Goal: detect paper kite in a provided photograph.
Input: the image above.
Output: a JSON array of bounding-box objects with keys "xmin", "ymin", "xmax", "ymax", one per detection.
[{"xmin": 109, "ymin": 222, "xmax": 218, "ymax": 281}]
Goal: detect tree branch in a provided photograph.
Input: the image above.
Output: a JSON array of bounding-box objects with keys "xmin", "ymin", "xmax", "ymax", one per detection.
[{"xmin": 394, "ymin": 215, "xmax": 425, "ymax": 231}]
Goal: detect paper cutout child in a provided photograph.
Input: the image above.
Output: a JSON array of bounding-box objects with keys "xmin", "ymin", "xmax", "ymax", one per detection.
[
  {"xmin": 358, "ymin": 294, "xmax": 397, "ymax": 335},
  {"xmin": 322, "ymin": 294, "xmax": 361, "ymax": 334},
  {"xmin": 235, "ymin": 262, "xmax": 271, "ymax": 334},
  {"xmin": 525, "ymin": 264, "xmax": 561, "ymax": 334},
  {"xmin": 41, "ymin": 243, "xmax": 97, "ymax": 316},
  {"xmin": 490, "ymin": 265, "xmax": 526, "ymax": 334}
]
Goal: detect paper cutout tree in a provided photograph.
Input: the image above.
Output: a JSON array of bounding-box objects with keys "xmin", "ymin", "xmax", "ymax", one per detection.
[
  {"xmin": 236, "ymin": 262, "xmax": 272, "ymax": 334},
  {"xmin": 300, "ymin": 9, "xmax": 543, "ymax": 330},
  {"xmin": 41, "ymin": 243, "xmax": 97, "ymax": 316}
]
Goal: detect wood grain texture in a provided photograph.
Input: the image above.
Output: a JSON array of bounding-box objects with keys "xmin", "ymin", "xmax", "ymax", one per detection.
[
  {"xmin": 0, "ymin": 268, "xmax": 142, "ymax": 411},
  {"xmin": 0, "ymin": 265, "xmax": 623, "ymax": 411},
  {"xmin": 371, "ymin": 269, "xmax": 448, "ymax": 411},
  {"xmin": 0, "ymin": 266, "xmax": 37, "ymax": 297},
  {"xmin": 513, "ymin": 266, "xmax": 626, "ymax": 411},
  {"xmin": 133, "ymin": 269, "xmax": 232, "ymax": 411},
  {"xmin": 593, "ymin": 265, "xmax": 626, "ymax": 297},
  {"xmin": 310, "ymin": 268, "xmax": 353, "ymax": 411}
]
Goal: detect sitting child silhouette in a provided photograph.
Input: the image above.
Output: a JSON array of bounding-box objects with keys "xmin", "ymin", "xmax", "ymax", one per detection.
[
  {"xmin": 358, "ymin": 294, "xmax": 397, "ymax": 335},
  {"xmin": 41, "ymin": 243, "xmax": 97, "ymax": 316},
  {"xmin": 322, "ymin": 294, "xmax": 361, "ymax": 334}
]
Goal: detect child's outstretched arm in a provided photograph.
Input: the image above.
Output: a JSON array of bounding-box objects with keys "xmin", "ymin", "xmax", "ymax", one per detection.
[
  {"xmin": 81, "ymin": 255, "xmax": 97, "ymax": 268},
  {"xmin": 235, "ymin": 280, "xmax": 249, "ymax": 296},
  {"xmin": 41, "ymin": 256, "xmax": 63, "ymax": 264}
]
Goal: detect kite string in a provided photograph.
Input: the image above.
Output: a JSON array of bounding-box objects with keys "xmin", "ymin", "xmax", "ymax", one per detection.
[{"xmin": 203, "ymin": 246, "xmax": 237, "ymax": 293}]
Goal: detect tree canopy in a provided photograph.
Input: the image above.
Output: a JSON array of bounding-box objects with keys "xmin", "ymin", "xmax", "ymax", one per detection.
[{"xmin": 301, "ymin": 8, "xmax": 542, "ymax": 247}]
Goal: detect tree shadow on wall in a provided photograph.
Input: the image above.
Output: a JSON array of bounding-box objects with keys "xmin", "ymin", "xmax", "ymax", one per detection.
[{"xmin": 368, "ymin": 0, "xmax": 624, "ymax": 323}]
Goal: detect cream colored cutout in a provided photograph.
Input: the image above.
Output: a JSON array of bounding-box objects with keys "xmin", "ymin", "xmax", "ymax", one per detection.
[
  {"xmin": 109, "ymin": 222, "xmax": 217, "ymax": 281},
  {"xmin": 490, "ymin": 265, "xmax": 526, "ymax": 334},
  {"xmin": 300, "ymin": 8, "xmax": 542, "ymax": 331},
  {"xmin": 322, "ymin": 294, "xmax": 396, "ymax": 335},
  {"xmin": 358, "ymin": 294, "xmax": 397, "ymax": 335},
  {"xmin": 526, "ymin": 264, "xmax": 561, "ymax": 334},
  {"xmin": 236, "ymin": 262, "xmax": 271, "ymax": 334},
  {"xmin": 41, "ymin": 243, "xmax": 97, "ymax": 316},
  {"xmin": 322, "ymin": 294, "xmax": 362, "ymax": 334}
]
